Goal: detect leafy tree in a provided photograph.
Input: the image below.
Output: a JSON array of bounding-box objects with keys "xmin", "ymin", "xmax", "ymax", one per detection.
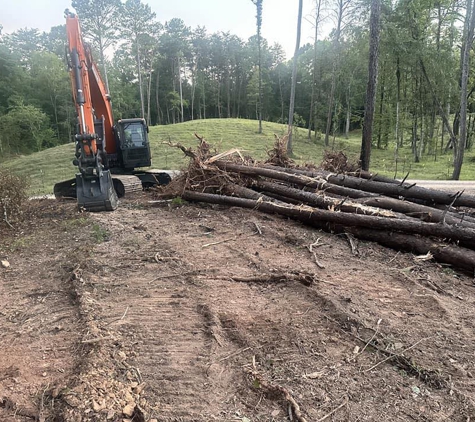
[
  {"xmin": 251, "ymin": 0, "xmax": 263, "ymax": 133},
  {"xmin": 360, "ymin": 0, "xmax": 381, "ymax": 170},
  {"xmin": 71, "ymin": 0, "xmax": 122, "ymax": 93},
  {"xmin": 3, "ymin": 28, "xmax": 44, "ymax": 68},
  {"xmin": 120, "ymin": 0, "xmax": 157, "ymax": 120},
  {"xmin": 0, "ymin": 103, "xmax": 54, "ymax": 154},
  {"xmin": 287, "ymin": 0, "xmax": 304, "ymax": 154},
  {"xmin": 29, "ymin": 51, "xmax": 73, "ymax": 143},
  {"xmin": 453, "ymin": 0, "xmax": 475, "ymax": 179},
  {"xmin": 161, "ymin": 18, "xmax": 191, "ymax": 122}
]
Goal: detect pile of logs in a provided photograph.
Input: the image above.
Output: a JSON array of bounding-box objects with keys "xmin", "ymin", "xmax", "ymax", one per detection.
[{"xmin": 162, "ymin": 137, "xmax": 475, "ymax": 274}]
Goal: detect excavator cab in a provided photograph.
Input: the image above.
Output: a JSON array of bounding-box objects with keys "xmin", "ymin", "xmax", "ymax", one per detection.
[{"xmin": 116, "ymin": 119, "xmax": 152, "ymax": 169}]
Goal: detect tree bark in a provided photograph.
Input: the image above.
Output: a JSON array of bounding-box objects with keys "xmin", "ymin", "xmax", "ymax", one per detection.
[
  {"xmin": 333, "ymin": 225, "xmax": 475, "ymax": 274},
  {"xmin": 216, "ymin": 161, "xmax": 379, "ymax": 199},
  {"xmin": 136, "ymin": 35, "xmax": 145, "ymax": 119},
  {"xmin": 287, "ymin": 0, "xmax": 304, "ymax": 155},
  {"xmin": 308, "ymin": 0, "xmax": 322, "ymax": 140},
  {"xmin": 251, "ymin": 0, "xmax": 263, "ymax": 134},
  {"xmin": 178, "ymin": 56, "xmax": 184, "ymax": 123},
  {"xmin": 252, "ymin": 180, "xmax": 404, "ymax": 219},
  {"xmin": 360, "ymin": 0, "xmax": 381, "ymax": 170},
  {"xmin": 453, "ymin": 0, "xmax": 475, "ymax": 179},
  {"xmin": 182, "ymin": 190, "xmax": 475, "ymax": 247},
  {"xmin": 215, "ymin": 162, "xmax": 475, "ymax": 207}
]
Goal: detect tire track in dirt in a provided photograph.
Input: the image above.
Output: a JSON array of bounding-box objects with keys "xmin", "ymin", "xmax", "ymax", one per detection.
[
  {"xmin": 0, "ymin": 202, "xmax": 86, "ymax": 421},
  {"xmin": 51, "ymin": 198, "xmax": 475, "ymax": 421},
  {"xmin": 88, "ymin": 207, "xmax": 242, "ymax": 421}
]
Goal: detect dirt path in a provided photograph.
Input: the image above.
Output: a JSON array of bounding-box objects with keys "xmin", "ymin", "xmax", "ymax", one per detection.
[
  {"xmin": 1, "ymin": 195, "xmax": 475, "ymax": 421},
  {"xmin": 408, "ymin": 180, "xmax": 475, "ymax": 195}
]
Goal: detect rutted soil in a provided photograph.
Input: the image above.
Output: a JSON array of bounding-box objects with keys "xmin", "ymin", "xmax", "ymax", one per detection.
[{"xmin": 1, "ymin": 194, "xmax": 475, "ymax": 421}]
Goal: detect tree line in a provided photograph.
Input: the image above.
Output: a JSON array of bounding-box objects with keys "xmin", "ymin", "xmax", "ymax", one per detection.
[{"xmin": 1, "ymin": 0, "xmax": 475, "ymax": 178}]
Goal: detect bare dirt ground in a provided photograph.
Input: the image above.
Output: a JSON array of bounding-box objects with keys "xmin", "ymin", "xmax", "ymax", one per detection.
[{"xmin": 1, "ymin": 193, "xmax": 475, "ymax": 422}]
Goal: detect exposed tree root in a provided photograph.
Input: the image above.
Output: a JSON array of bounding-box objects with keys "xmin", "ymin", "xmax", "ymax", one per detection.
[{"xmin": 246, "ymin": 369, "xmax": 309, "ymax": 422}]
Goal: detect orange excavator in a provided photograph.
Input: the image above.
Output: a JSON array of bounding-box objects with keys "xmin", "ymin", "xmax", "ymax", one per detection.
[{"xmin": 54, "ymin": 10, "xmax": 171, "ymax": 211}]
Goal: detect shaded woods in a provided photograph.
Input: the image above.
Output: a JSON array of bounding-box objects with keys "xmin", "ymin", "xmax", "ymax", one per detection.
[{"xmin": 1, "ymin": 0, "xmax": 475, "ymax": 177}]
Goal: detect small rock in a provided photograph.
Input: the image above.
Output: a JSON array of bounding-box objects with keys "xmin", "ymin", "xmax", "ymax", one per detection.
[
  {"xmin": 394, "ymin": 342, "xmax": 404, "ymax": 350},
  {"xmin": 411, "ymin": 386, "xmax": 421, "ymax": 396},
  {"xmin": 150, "ymin": 419, "xmax": 158, "ymax": 422},
  {"xmin": 122, "ymin": 403, "xmax": 135, "ymax": 417},
  {"xmin": 106, "ymin": 410, "xmax": 116, "ymax": 420},
  {"xmin": 42, "ymin": 372, "xmax": 47, "ymax": 377},
  {"xmin": 92, "ymin": 400, "xmax": 102, "ymax": 412},
  {"xmin": 118, "ymin": 351, "xmax": 127, "ymax": 361},
  {"xmin": 133, "ymin": 382, "xmax": 146, "ymax": 395}
]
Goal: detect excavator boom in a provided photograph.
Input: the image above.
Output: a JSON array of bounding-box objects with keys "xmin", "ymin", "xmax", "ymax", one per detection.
[{"xmin": 64, "ymin": 10, "xmax": 118, "ymax": 211}]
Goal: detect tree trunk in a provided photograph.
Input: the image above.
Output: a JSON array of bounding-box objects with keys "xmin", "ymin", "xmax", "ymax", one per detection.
[
  {"xmin": 191, "ymin": 63, "xmax": 197, "ymax": 121},
  {"xmin": 147, "ymin": 65, "xmax": 153, "ymax": 125},
  {"xmin": 453, "ymin": 0, "xmax": 475, "ymax": 179},
  {"xmin": 420, "ymin": 59, "xmax": 457, "ymax": 150},
  {"xmin": 182, "ymin": 190, "xmax": 475, "ymax": 247},
  {"xmin": 336, "ymin": 226, "xmax": 475, "ymax": 273},
  {"xmin": 287, "ymin": 0, "xmax": 304, "ymax": 155},
  {"xmin": 136, "ymin": 35, "xmax": 145, "ymax": 119},
  {"xmin": 360, "ymin": 0, "xmax": 381, "ymax": 171},
  {"xmin": 99, "ymin": 36, "xmax": 110, "ymax": 95},
  {"xmin": 215, "ymin": 162, "xmax": 475, "ymax": 207},
  {"xmin": 257, "ymin": 0, "xmax": 263, "ymax": 133},
  {"xmin": 155, "ymin": 68, "xmax": 161, "ymax": 125},
  {"xmin": 345, "ymin": 84, "xmax": 351, "ymax": 139},
  {"xmin": 308, "ymin": 0, "xmax": 322, "ymax": 140},
  {"xmin": 178, "ymin": 56, "xmax": 184, "ymax": 123}
]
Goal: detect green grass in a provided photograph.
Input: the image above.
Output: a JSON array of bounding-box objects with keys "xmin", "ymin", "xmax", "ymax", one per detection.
[
  {"xmin": 1, "ymin": 118, "xmax": 474, "ymax": 195},
  {"xmin": 91, "ymin": 223, "xmax": 110, "ymax": 243}
]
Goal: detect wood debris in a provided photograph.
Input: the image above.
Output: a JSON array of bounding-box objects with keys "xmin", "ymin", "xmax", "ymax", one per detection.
[{"xmin": 157, "ymin": 137, "xmax": 475, "ymax": 274}]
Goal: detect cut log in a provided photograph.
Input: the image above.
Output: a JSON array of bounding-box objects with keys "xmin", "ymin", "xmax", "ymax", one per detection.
[
  {"xmin": 215, "ymin": 162, "xmax": 379, "ymax": 199},
  {"xmin": 182, "ymin": 191, "xmax": 475, "ymax": 272},
  {"xmin": 221, "ymin": 184, "xmax": 278, "ymax": 202},
  {"xmin": 351, "ymin": 170, "xmax": 407, "ymax": 185},
  {"xmin": 355, "ymin": 197, "xmax": 475, "ymax": 229},
  {"xmin": 182, "ymin": 191, "xmax": 475, "ymax": 248},
  {"xmin": 256, "ymin": 163, "xmax": 475, "ymax": 208},
  {"xmin": 333, "ymin": 225, "xmax": 475, "ymax": 274},
  {"xmin": 252, "ymin": 180, "xmax": 402, "ymax": 219},
  {"xmin": 264, "ymin": 164, "xmax": 404, "ymax": 186}
]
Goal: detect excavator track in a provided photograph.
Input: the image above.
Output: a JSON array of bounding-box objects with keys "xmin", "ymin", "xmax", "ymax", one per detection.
[
  {"xmin": 112, "ymin": 175, "xmax": 143, "ymax": 197},
  {"xmin": 54, "ymin": 175, "xmax": 143, "ymax": 200}
]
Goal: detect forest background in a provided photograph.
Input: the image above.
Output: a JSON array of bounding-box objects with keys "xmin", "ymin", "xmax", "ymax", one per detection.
[{"xmin": 1, "ymin": 0, "xmax": 475, "ymax": 179}]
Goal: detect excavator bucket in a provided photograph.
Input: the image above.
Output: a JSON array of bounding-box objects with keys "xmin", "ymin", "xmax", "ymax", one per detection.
[{"xmin": 75, "ymin": 170, "xmax": 118, "ymax": 212}]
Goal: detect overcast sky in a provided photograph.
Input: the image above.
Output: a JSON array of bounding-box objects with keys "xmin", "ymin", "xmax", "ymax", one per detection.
[{"xmin": 0, "ymin": 0, "xmax": 321, "ymax": 59}]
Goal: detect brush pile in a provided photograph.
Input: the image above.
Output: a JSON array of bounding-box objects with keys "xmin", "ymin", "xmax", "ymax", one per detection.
[{"xmin": 158, "ymin": 135, "xmax": 475, "ymax": 274}]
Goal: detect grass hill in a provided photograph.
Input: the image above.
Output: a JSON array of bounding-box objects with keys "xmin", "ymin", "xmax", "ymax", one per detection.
[{"xmin": 2, "ymin": 118, "xmax": 474, "ymax": 195}]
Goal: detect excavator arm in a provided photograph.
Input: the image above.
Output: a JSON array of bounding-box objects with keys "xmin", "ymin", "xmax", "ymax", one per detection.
[{"xmin": 64, "ymin": 10, "xmax": 118, "ymax": 211}]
